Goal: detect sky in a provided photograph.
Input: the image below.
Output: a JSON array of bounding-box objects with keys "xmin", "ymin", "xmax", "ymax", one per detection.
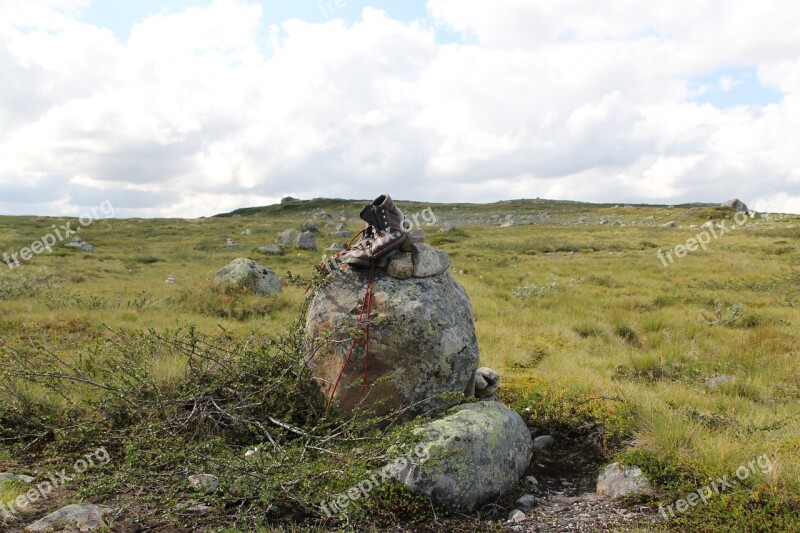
[{"xmin": 1, "ymin": 0, "xmax": 799, "ymax": 218}]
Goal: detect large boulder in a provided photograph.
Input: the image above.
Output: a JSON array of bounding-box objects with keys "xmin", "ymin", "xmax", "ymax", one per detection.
[
  {"xmin": 305, "ymin": 267, "xmax": 479, "ymax": 420},
  {"xmin": 24, "ymin": 503, "xmax": 113, "ymax": 532},
  {"xmin": 383, "ymin": 401, "xmax": 532, "ymax": 511},
  {"xmin": 296, "ymin": 231, "xmax": 317, "ymax": 251},
  {"xmin": 214, "ymin": 258, "xmax": 281, "ymax": 296},
  {"xmin": 721, "ymin": 199, "xmax": 749, "ymax": 214},
  {"xmin": 277, "ymin": 229, "xmax": 300, "ymax": 246}
]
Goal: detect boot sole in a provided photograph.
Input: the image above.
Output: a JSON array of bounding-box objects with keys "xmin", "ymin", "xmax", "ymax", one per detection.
[{"xmin": 345, "ymin": 233, "xmax": 408, "ymax": 269}]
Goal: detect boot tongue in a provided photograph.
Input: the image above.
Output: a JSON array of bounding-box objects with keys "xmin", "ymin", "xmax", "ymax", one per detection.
[{"xmin": 359, "ymin": 203, "xmax": 382, "ymax": 229}]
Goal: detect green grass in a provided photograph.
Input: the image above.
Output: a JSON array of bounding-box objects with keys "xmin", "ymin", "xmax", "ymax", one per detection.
[{"xmin": 1, "ymin": 199, "xmax": 799, "ymax": 531}]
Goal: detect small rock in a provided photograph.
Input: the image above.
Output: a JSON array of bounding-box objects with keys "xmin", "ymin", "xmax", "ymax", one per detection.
[
  {"xmin": 24, "ymin": 503, "xmax": 112, "ymax": 532},
  {"xmin": 596, "ymin": 462, "xmax": 654, "ymax": 498},
  {"xmin": 300, "ymin": 221, "xmax": 320, "ymax": 233},
  {"xmin": 244, "ymin": 449, "xmax": 261, "ymax": 458},
  {"xmin": 474, "ymin": 367, "xmax": 500, "ymax": 399},
  {"xmin": 533, "ymin": 435, "xmax": 555, "ymax": 449},
  {"xmin": 703, "ymin": 374, "xmax": 734, "ymax": 388},
  {"xmin": 330, "ymin": 230, "xmax": 353, "ymax": 238},
  {"xmin": 599, "ymin": 219, "xmax": 610, "ymax": 225},
  {"xmin": 188, "ymin": 474, "xmax": 219, "ymax": 494},
  {"xmin": 407, "ymin": 228, "xmax": 426, "ymax": 243},
  {"xmin": 508, "ymin": 509, "xmax": 526, "ymax": 523},
  {"xmin": 0, "ymin": 472, "xmax": 35, "ymax": 483},
  {"xmin": 257, "ymin": 244, "xmax": 285, "ymax": 256},
  {"xmin": 229, "ymin": 476, "xmax": 258, "ymax": 498},
  {"xmin": 387, "ymin": 253, "xmax": 414, "ymax": 280},
  {"xmin": 515, "ymin": 494, "xmax": 538, "ymax": 511},
  {"xmin": 525, "ymin": 475, "xmax": 539, "ymax": 486},
  {"xmin": 225, "ymin": 237, "xmax": 238, "ymax": 246},
  {"xmin": 476, "ymin": 367, "xmax": 499, "ymax": 384},
  {"xmin": 326, "ymin": 242, "xmax": 347, "ymax": 252},
  {"xmin": 661, "ymin": 221, "xmax": 677, "ymax": 228},
  {"xmin": 165, "ymin": 277, "xmax": 177, "ymax": 285},
  {"xmin": 64, "ymin": 237, "xmax": 94, "ymax": 253},
  {"xmin": 240, "ymin": 229, "xmax": 253, "ymax": 235},
  {"xmin": 411, "ymin": 243, "xmax": 451, "ymax": 277},
  {"xmin": 186, "ymin": 503, "xmax": 214, "ymax": 514}
]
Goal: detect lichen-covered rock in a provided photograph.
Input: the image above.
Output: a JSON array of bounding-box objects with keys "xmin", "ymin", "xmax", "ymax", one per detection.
[
  {"xmin": 412, "ymin": 243, "xmax": 451, "ymax": 277},
  {"xmin": 383, "ymin": 401, "xmax": 532, "ymax": 511},
  {"xmin": 306, "ymin": 267, "xmax": 479, "ymax": 420},
  {"xmin": 24, "ymin": 503, "xmax": 112, "ymax": 532},
  {"xmin": 64, "ymin": 237, "xmax": 94, "ymax": 253},
  {"xmin": 214, "ymin": 258, "xmax": 281, "ymax": 296},
  {"xmin": 277, "ymin": 229, "xmax": 300, "ymax": 246},
  {"xmin": 703, "ymin": 374, "xmax": 734, "ymax": 388},
  {"xmin": 596, "ymin": 462, "xmax": 653, "ymax": 499},
  {"xmin": 188, "ymin": 473, "xmax": 219, "ymax": 494},
  {"xmin": 296, "ymin": 231, "xmax": 317, "ymax": 251},
  {"xmin": 300, "ymin": 220, "xmax": 320, "ymax": 233},
  {"xmin": 257, "ymin": 244, "xmax": 284, "ymax": 256}
]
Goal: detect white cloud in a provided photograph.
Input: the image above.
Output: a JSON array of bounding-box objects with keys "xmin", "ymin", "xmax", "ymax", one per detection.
[{"xmin": 0, "ymin": 0, "xmax": 799, "ymax": 216}]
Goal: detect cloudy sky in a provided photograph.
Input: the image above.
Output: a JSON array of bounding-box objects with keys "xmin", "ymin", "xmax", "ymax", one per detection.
[{"xmin": 1, "ymin": 0, "xmax": 799, "ymax": 217}]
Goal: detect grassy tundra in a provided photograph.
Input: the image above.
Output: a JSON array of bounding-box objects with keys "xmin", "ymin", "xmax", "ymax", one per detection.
[{"xmin": 0, "ymin": 198, "xmax": 798, "ymax": 531}]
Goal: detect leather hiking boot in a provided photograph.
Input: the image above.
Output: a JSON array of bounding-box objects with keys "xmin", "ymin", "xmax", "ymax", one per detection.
[{"xmin": 343, "ymin": 194, "xmax": 408, "ymax": 268}]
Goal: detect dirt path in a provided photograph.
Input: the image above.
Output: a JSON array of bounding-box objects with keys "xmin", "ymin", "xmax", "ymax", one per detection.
[{"xmin": 506, "ymin": 439, "xmax": 663, "ymax": 532}]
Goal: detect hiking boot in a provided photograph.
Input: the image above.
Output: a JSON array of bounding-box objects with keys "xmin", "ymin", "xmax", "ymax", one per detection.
[{"xmin": 343, "ymin": 194, "xmax": 408, "ymax": 268}]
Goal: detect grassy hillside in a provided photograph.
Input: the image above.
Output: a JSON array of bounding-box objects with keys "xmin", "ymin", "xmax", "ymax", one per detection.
[{"xmin": 1, "ymin": 198, "xmax": 798, "ymax": 531}]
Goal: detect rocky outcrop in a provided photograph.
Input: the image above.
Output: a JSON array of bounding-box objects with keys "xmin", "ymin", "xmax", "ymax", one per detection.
[
  {"xmin": 721, "ymin": 199, "xmax": 749, "ymax": 214},
  {"xmin": 305, "ymin": 265, "xmax": 479, "ymax": 420},
  {"xmin": 214, "ymin": 258, "xmax": 281, "ymax": 296},
  {"xmin": 383, "ymin": 401, "xmax": 532, "ymax": 511}
]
